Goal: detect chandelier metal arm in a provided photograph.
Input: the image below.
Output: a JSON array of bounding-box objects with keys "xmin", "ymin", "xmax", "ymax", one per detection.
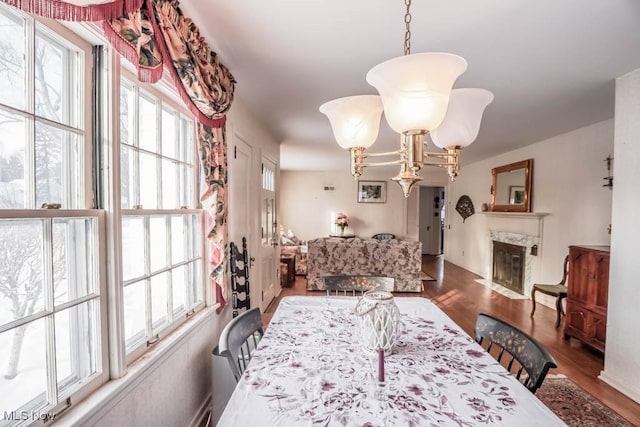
[
  {"xmin": 422, "ymin": 147, "xmax": 461, "ymax": 180},
  {"xmin": 349, "ymin": 147, "xmax": 406, "ymax": 178},
  {"xmin": 360, "ymin": 149, "xmax": 404, "ymax": 158},
  {"xmin": 361, "ymin": 159, "xmax": 404, "ymax": 167}
]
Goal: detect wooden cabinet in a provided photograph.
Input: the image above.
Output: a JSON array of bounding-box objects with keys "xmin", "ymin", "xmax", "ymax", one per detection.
[
  {"xmin": 563, "ymin": 245, "xmax": 610, "ymax": 352},
  {"xmin": 280, "ymin": 254, "xmax": 296, "ymax": 287}
]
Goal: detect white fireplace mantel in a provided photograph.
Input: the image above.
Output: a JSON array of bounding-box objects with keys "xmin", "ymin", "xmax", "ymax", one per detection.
[{"xmin": 481, "ymin": 212, "xmax": 549, "ymax": 218}]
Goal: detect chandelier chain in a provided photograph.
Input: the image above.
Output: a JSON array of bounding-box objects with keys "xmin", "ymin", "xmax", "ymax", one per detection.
[{"xmin": 404, "ymin": 0, "xmax": 412, "ymax": 55}]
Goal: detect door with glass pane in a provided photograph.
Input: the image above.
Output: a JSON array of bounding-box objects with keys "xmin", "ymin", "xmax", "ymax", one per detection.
[{"xmin": 260, "ymin": 157, "xmax": 278, "ymax": 310}]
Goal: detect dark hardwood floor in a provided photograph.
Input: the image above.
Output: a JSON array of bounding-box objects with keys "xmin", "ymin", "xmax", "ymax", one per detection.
[{"xmin": 265, "ymin": 255, "xmax": 640, "ymax": 425}]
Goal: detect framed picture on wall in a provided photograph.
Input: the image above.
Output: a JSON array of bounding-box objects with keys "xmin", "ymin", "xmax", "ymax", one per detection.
[
  {"xmin": 357, "ymin": 180, "xmax": 387, "ymax": 203},
  {"xmin": 509, "ymin": 185, "xmax": 525, "ymax": 204}
]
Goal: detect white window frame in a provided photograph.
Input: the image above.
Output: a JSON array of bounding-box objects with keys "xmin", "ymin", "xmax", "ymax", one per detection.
[
  {"xmin": 0, "ymin": 7, "xmax": 211, "ymax": 420},
  {"xmin": 115, "ymin": 71, "xmax": 206, "ymax": 365},
  {"xmin": 0, "ymin": 7, "xmax": 92, "ymax": 210},
  {"xmin": 0, "ymin": 210, "xmax": 108, "ymax": 424},
  {"xmin": 0, "ymin": 5, "xmax": 107, "ymax": 424}
]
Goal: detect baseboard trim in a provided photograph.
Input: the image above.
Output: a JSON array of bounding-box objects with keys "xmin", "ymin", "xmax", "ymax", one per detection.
[
  {"xmin": 189, "ymin": 393, "xmax": 212, "ymax": 427},
  {"xmin": 599, "ymin": 371, "xmax": 640, "ymax": 404}
]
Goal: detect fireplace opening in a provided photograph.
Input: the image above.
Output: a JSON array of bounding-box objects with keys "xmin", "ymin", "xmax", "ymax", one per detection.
[{"xmin": 492, "ymin": 241, "xmax": 526, "ymax": 294}]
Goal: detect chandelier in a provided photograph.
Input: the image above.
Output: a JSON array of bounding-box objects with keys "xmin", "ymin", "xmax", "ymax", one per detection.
[{"xmin": 319, "ymin": 0, "xmax": 494, "ymax": 197}]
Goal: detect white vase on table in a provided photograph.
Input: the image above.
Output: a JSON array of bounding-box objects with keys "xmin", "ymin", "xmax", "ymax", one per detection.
[{"xmin": 354, "ymin": 290, "xmax": 400, "ymax": 353}]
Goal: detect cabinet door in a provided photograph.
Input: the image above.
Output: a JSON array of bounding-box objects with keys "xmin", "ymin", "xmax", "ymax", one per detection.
[
  {"xmin": 590, "ymin": 312, "xmax": 607, "ymax": 352},
  {"xmin": 568, "ymin": 248, "xmax": 592, "ymax": 305},
  {"xmin": 593, "ymin": 253, "xmax": 610, "ymax": 312},
  {"xmin": 565, "ymin": 302, "xmax": 588, "ymax": 340}
]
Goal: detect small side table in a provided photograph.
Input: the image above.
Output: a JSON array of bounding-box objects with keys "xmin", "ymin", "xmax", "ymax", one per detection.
[
  {"xmin": 280, "ymin": 254, "xmax": 296, "ymax": 287},
  {"xmin": 329, "ymin": 234, "xmax": 356, "ymax": 239}
]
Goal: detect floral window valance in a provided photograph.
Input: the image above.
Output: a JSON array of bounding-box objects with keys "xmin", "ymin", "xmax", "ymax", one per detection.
[
  {"xmin": 105, "ymin": 0, "xmax": 235, "ymax": 128},
  {"xmin": 2, "ymin": 0, "xmax": 236, "ymax": 125},
  {"xmin": 3, "ymin": 0, "xmax": 235, "ymax": 312}
]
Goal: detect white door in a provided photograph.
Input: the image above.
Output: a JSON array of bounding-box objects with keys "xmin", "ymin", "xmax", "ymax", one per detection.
[
  {"xmin": 419, "ymin": 186, "xmax": 444, "ymax": 255},
  {"xmin": 229, "ymin": 136, "xmax": 253, "ymax": 308},
  {"xmin": 260, "ymin": 157, "xmax": 278, "ymax": 310}
]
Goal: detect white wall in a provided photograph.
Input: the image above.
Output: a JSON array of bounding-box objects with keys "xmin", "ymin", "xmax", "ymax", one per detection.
[
  {"xmin": 60, "ymin": 311, "xmax": 224, "ymax": 427},
  {"xmin": 280, "ymin": 167, "xmax": 448, "ymax": 241},
  {"xmin": 445, "ymin": 119, "xmax": 613, "ymax": 287},
  {"xmin": 600, "ymin": 67, "xmax": 640, "ymax": 403}
]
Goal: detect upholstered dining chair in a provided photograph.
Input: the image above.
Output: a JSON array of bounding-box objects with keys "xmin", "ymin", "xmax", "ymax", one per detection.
[
  {"xmin": 323, "ymin": 275, "xmax": 395, "ymax": 296},
  {"xmin": 474, "ymin": 313, "xmax": 557, "ymax": 393},
  {"xmin": 216, "ymin": 307, "xmax": 264, "ymax": 381},
  {"xmin": 371, "ymin": 233, "xmax": 396, "ymax": 241},
  {"xmin": 530, "ymin": 255, "xmax": 569, "ymax": 328}
]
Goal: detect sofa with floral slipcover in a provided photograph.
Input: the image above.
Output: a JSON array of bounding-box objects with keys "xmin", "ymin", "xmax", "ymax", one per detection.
[{"xmin": 306, "ymin": 237, "xmax": 423, "ymax": 292}]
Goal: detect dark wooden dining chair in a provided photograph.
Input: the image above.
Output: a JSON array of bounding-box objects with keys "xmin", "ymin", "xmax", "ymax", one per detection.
[
  {"xmin": 216, "ymin": 307, "xmax": 264, "ymax": 381},
  {"xmin": 530, "ymin": 255, "xmax": 569, "ymax": 328},
  {"xmin": 323, "ymin": 275, "xmax": 395, "ymax": 296},
  {"xmin": 371, "ymin": 233, "xmax": 395, "ymax": 241},
  {"xmin": 475, "ymin": 313, "xmax": 557, "ymax": 393}
]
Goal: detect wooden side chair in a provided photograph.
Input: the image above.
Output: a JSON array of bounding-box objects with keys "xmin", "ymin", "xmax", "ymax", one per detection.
[
  {"xmin": 475, "ymin": 313, "xmax": 557, "ymax": 393},
  {"xmin": 323, "ymin": 275, "xmax": 395, "ymax": 296},
  {"xmin": 530, "ymin": 255, "xmax": 569, "ymax": 328}
]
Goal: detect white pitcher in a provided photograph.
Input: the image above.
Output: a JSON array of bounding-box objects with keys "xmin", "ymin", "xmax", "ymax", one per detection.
[{"xmin": 354, "ymin": 290, "xmax": 400, "ymax": 353}]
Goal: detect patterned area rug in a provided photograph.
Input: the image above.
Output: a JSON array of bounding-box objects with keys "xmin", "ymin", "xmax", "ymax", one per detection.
[
  {"xmin": 420, "ymin": 271, "xmax": 436, "ymax": 281},
  {"xmin": 536, "ymin": 377, "xmax": 633, "ymax": 426}
]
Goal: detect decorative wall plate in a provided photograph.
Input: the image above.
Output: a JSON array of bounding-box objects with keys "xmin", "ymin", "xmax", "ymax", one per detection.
[{"xmin": 456, "ymin": 195, "xmax": 475, "ymax": 223}]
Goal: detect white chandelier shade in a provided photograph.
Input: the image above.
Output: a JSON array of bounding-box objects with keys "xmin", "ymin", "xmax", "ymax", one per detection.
[
  {"xmin": 430, "ymin": 88, "xmax": 495, "ymax": 149},
  {"xmin": 366, "ymin": 52, "xmax": 468, "ymax": 134},
  {"xmin": 319, "ymin": 95, "xmax": 383, "ymax": 149}
]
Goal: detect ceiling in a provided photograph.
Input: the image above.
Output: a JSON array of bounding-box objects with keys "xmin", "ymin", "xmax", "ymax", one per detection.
[{"xmin": 181, "ymin": 0, "xmax": 640, "ymax": 172}]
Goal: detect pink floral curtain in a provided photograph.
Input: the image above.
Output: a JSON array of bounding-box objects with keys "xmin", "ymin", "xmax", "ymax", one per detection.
[
  {"xmin": 4, "ymin": 0, "xmax": 235, "ymax": 312},
  {"xmin": 198, "ymin": 125, "xmax": 229, "ymax": 308}
]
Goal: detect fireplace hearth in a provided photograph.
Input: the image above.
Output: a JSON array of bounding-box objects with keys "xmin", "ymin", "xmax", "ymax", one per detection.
[{"xmin": 492, "ymin": 241, "xmax": 526, "ymax": 294}]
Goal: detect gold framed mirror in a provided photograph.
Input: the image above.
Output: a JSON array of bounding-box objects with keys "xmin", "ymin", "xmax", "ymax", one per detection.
[{"xmin": 490, "ymin": 159, "xmax": 533, "ymax": 212}]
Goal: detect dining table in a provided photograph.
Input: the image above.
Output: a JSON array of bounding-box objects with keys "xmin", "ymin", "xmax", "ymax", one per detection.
[{"xmin": 217, "ymin": 295, "xmax": 565, "ymax": 426}]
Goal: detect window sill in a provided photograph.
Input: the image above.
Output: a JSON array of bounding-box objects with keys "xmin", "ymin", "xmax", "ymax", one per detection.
[{"xmin": 55, "ymin": 304, "xmax": 221, "ymax": 426}]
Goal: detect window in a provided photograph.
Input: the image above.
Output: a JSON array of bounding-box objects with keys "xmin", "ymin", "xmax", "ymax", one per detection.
[
  {"xmin": 261, "ymin": 163, "xmax": 275, "ymax": 245},
  {"xmin": 0, "ymin": 3, "xmax": 209, "ymax": 422},
  {"xmin": 0, "ymin": 7, "xmax": 86, "ymax": 210},
  {"xmin": 0, "ymin": 4, "xmax": 105, "ymax": 422},
  {"xmin": 118, "ymin": 77, "xmax": 204, "ymax": 359},
  {"xmin": 262, "ymin": 164, "xmax": 274, "ymax": 192}
]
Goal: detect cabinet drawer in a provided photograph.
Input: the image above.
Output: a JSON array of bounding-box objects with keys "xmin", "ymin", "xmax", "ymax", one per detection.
[{"xmin": 564, "ymin": 303, "xmax": 606, "ymax": 352}]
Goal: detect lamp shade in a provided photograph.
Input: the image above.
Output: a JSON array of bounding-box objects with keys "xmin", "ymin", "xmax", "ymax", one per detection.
[
  {"xmin": 430, "ymin": 88, "xmax": 494, "ymax": 149},
  {"xmin": 366, "ymin": 53, "xmax": 467, "ymax": 134},
  {"xmin": 319, "ymin": 95, "xmax": 383, "ymax": 149}
]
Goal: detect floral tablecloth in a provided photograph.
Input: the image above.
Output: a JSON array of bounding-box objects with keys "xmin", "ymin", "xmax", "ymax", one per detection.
[{"xmin": 217, "ymin": 296, "xmax": 564, "ymax": 426}]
